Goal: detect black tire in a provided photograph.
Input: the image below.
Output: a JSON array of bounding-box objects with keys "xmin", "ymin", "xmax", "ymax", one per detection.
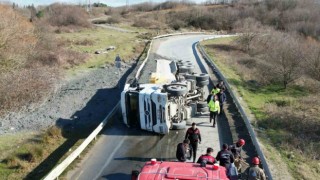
[
  {"xmin": 178, "ymin": 66, "xmax": 189, "ymax": 73},
  {"xmin": 197, "ymin": 107, "xmax": 209, "ymax": 113},
  {"xmin": 184, "ymin": 74, "xmax": 196, "ymax": 80},
  {"xmin": 166, "ymin": 84, "xmax": 188, "ymax": 96},
  {"xmin": 197, "ymin": 101, "xmax": 207, "ymax": 108},
  {"xmin": 172, "ymin": 121, "xmax": 186, "ymax": 130},
  {"xmin": 196, "ymin": 73, "xmax": 209, "ymax": 81},
  {"xmin": 196, "ymin": 80, "xmax": 209, "ymax": 87},
  {"xmin": 185, "ymin": 65, "xmax": 194, "ymax": 73}
]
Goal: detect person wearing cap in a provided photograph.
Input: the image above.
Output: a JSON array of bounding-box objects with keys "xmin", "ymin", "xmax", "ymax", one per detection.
[
  {"xmin": 176, "ymin": 139, "xmax": 191, "ymax": 162},
  {"xmin": 197, "ymin": 147, "xmax": 217, "ymax": 166},
  {"xmin": 208, "ymin": 95, "xmax": 220, "ymax": 127},
  {"xmin": 229, "ymin": 139, "xmax": 246, "ymax": 172},
  {"xmin": 185, "ymin": 123, "xmax": 201, "ymax": 163},
  {"xmin": 243, "ymin": 157, "xmax": 266, "ymax": 180}
]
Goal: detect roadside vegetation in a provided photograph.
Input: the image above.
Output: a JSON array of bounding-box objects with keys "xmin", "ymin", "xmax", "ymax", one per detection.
[
  {"xmin": 1, "ymin": 0, "xmax": 319, "ymax": 179},
  {"xmin": 201, "ymin": 35, "xmax": 320, "ymax": 179},
  {"xmin": 0, "ymin": 2, "xmax": 147, "ymax": 179}
]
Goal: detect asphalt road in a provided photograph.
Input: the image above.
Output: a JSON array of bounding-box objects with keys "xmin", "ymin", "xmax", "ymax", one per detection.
[{"xmin": 67, "ymin": 34, "xmax": 236, "ymax": 180}]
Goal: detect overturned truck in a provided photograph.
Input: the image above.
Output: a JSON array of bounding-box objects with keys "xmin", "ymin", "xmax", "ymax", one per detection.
[{"xmin": 121, "ymin": 59, "xmax": 210, "ymax": 134}]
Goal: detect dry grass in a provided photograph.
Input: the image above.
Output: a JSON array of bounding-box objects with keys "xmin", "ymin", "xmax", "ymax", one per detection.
[
  {"xmin": 202, "ymin": 36, "xmax": 320, "ymax": 179},
  {"xmin": 0, "ymin": 126, "xmax": 66, "ymax": 179}
]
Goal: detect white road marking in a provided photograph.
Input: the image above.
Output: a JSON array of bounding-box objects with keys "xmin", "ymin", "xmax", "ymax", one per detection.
[{"xmin": 93, "ymin": 136, "xmax": 127, "ymax": 180}]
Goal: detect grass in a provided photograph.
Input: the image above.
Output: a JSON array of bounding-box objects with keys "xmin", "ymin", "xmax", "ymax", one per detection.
[
  {"xmin": 201, "ymin": 37, "xmax": 320, "ymax": 179},
  {"xmin": 0, "ymin": 127, "xmax": 66, "ymax": 179},
  {"xmin": 57, "ymin": 27, "xmax": 146, "ymax": 76}
]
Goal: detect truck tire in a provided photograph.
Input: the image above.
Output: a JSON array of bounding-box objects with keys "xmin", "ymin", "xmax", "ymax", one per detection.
[
  {"xmin": 166, "ymin": 84, "xmax": 188, "ymax": 96},
  {"xmin": 196, "ymin": 80, "xmax": 209, "ymax": 87},
  {"xmin": 185, "ymin": 74, "xmax": 196, "ymax": 80},
  {"xmin": 178, "ymin": 66, "xmax": 189, "ymax": 73},
  {"xmin": 196, "ymin": 73, "xmax": 209, "ymax": 82},
  {"xmin": 197, "ymin": 101, "xmax": 207, "ymax": 108},
  {"xmin": 172, "ymin": 121, "xmax": 186, "ymax": 130},
  {"xmin": 185, "ymin": 65, "xmax": 194, "ymax": 73},
  {"xmin": 197, "ymin": 107, "xmax": 209, "ymax": 113}
]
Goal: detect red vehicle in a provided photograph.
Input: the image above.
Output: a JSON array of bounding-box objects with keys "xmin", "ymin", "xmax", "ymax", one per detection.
[{"xmin": 132, "ymin": 159, "xmax": 229, "ymax": 180}]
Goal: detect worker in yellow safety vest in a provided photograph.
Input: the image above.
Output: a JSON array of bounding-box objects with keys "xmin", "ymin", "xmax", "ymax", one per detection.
[
  {"xmin": 211, "ymin": 85, "xmax": 220, "ymax": 95},
  {"xmin": 208, "ymin": 95, "xmax": 220, "ymax": 127}
]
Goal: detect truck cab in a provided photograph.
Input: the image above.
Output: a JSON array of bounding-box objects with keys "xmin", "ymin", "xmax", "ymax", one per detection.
[{"xmin": 121, "ymin": 83, "xmax": 171, "ymax": 134}]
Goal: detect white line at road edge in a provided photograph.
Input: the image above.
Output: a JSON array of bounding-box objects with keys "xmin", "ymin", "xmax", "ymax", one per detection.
[{"xmin": 93, "ymin": 136, "xmax": 127, "ymax": 180}]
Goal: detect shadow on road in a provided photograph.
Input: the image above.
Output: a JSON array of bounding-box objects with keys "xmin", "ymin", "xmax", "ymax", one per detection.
[
  {"xmin": 114, "ymin": 157, "xmax": 177, "ymax": 162},
  {"xmin": 25, "ymin": 56, "xmax": 140, "ymax": 179},
  {"xmin": 102, "ymin": 173, "xmax": 131, "ymax": 179}
]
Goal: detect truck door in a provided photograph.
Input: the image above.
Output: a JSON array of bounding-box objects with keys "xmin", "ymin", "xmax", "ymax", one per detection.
[{"xmin": 126, "ymin": 92, "xmax": 140, "ymax": 128}]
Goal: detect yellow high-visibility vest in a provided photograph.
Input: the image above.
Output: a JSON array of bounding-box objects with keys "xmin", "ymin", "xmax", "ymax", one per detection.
[
  {"xmin": 211, "ymin": 88, "xmax": 220, "ymax": 95},
  {"xmin": 208, "ymin": 99, "xmax": 220, "ymax": 113}
]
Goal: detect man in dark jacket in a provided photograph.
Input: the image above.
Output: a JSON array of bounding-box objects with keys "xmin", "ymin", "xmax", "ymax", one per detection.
[
  {"xmin": 216, "ymin": 143, "xmax": 235, "ymax": 169},
  {"xmin": 176, "ymin": 139, "xmax": 191, "ymax": 162},
  {"xmin": 197, "ymin": 147, "xmax": 217, "ymax": 166},
  {"xmin": 185, "ymin": 122, "xmax": 201, "ymax": 163},
  {"xmin": 216, "ymin": 80, "xmax": 226, "ymax": 91},
  {"xmin": 218, "ymin": 88, "xmax": 227, "ymax": 114}
]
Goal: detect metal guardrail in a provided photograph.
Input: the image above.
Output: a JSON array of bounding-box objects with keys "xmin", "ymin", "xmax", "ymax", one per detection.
[
  {"xmin": 43, "ymin": 33, "xmax": 229, "ymax": 180},
  {"xmin": 44, "ymin": 32, "xmax": 203, "ymax": 180},
  {"xmin": 196, "ymin": 42, "xmax": 273, "ymax": 180},
  {"xmin": 43, "ymin": 102, "xmax": 120, "ymax": 180}
]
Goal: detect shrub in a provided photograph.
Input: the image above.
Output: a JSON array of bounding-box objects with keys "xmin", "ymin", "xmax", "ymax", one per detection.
[
  {"xmin": 46, "ymin": 3, "xmax": 90, "ymax": 28},
  {"xmin": 106, "ymin": 16, "xmax": 121, "ymax": 24}
]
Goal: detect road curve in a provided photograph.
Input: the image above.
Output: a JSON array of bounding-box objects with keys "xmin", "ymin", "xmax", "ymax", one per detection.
[{"xmin": 67, "ymin": 34, "xmax": 236, "ymax": 180}]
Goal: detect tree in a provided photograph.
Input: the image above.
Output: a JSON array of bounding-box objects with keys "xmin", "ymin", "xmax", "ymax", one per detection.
[
  {"xmin": 263, "ymin": 33, "xmax": 303, "ymax": 89},
  {"xmin": 304, "ymin": 42, "xmax": 320, "ymax": 81},
  {"xmin": 234, "ymin": 18, "xmax": 263, "ymax": 54}
]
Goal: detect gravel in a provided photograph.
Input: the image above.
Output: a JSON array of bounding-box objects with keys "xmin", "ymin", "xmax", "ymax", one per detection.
[{"xmin": 0, "ymin": 62, "xmax": 138, "ymax": 135}]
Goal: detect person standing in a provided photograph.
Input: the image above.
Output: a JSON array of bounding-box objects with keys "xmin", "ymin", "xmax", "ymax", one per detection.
[
  {"xmin": 216, "ymin": 143, "xmax": 235, "ymax": 169},
  {"xmin": 176, "ymin": 139, "xmax": 191, "ymax": 162},
  {"xmin": 229, "ymin": 139, "xmax": 246, "ymax": 172},
  {"xmin": 218, "ymin": 88, "xmax": 226, "ymax": 114},
  {"xmin": 211, "ymin": 85, "xmax": 220, "ymax": 95},
  {"xmin": 185, "ymin": 123, "xmax": 201, "ymax": 163},
  {"xmin": 208, "ymin": 95, "xmax": 220, "ymax": 127},
  {"xmin": 243, "ymin": 157, "xmax": 266, "ymax": 180},
  {"xmin": 197, "ymin": 147, "xmax": 217, "ymax": 166},
  {"xmin": 216, "ymin": 80, "xmax": 226, "ymax": 91}
]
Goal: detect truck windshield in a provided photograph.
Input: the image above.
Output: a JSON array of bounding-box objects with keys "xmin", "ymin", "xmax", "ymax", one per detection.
[{"xmin": 126, "ymin": 92, "xmax": 140, "ymax": 128}]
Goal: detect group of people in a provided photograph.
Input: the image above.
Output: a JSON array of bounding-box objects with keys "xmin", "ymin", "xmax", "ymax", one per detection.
[
  {"xmin": 176, "ymin": 135, "xmax": 266, "ymax": 179},
  {"xmin": 207, "ymin": 80, "xmax": 227, "ymax": 127}
]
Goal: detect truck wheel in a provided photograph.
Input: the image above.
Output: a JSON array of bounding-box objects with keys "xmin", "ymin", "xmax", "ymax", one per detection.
[
  {"xmin": 197, "ymin": 107, "xmax": 209, "ymax": 113},
  {"xmin": 172, "ymin": 121, "xmax": 186, "ymax": 130},
  {"xmin": 166, "ymin": 85, "xmax": 188, "ymax": 96},
  {"xmin": 184, "ymin": 74, "xmax": 196, "ymax": 80},
  {"xmin": 196, "ymin": 80, "xmax": 209, "ymax": 87},
  {"xmin": 178, "ymin": 66, "xmax": 189, "ymax": 73},
  {"xmin": 197, "ymin": 101, "xmax": 207, "ymax": 108},
  {"xmin": 196, "ymin": 73, "xmax": 209, "ymax": 82},
  {"xmin": 185, "ymin": 65, "xmax": 194, "ymax": 73}
]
